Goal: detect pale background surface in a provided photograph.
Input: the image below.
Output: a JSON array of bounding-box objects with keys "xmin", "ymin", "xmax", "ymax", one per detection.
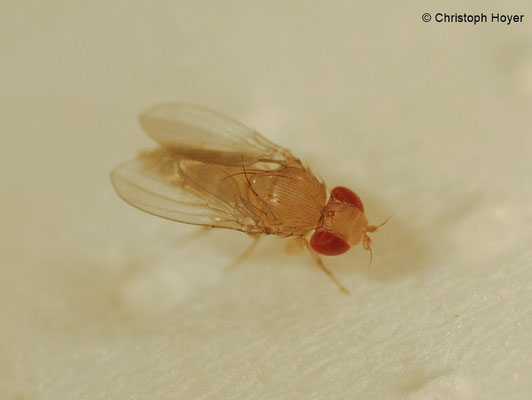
[{"xmin": 2, "ymin": 1, "xmax": 532, "ymax": 399}]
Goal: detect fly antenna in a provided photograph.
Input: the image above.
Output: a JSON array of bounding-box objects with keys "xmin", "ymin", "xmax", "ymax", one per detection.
[
  {"xmin": 362, "ymin": 234, "xmax": 373, "ymax": 268},
  {"xmin": 367, "ymin": 213, "xmax": 393, "ymax": 233}
]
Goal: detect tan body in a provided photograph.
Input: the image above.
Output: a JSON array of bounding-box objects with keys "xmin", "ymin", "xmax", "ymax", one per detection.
[
  {"xmin": 245, "ymin": 163, "xmax": 327, "ymax": 236},
  {"xmin": 111, "ymin": 103, "xmax": 379, "ymax": 293}
]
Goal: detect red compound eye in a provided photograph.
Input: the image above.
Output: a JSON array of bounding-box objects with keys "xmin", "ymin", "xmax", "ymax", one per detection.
[
  {"xmin": 310, "ymin": 230, "xmax": 350, "ymax": 256},
  {"xmin": 331, "ymin": 186, "xmax": 364, "ymax": 212}
]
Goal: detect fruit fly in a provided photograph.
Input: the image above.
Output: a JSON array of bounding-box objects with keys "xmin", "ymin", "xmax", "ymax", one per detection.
[{"xmin": 111, "ymin": 103, "xmax": 383, "ymax": 293}]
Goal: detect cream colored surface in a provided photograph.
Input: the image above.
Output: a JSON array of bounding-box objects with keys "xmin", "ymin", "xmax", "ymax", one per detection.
[{"xmin": 2, "ymin": 1, "xmax": 532, "ymax": 399}]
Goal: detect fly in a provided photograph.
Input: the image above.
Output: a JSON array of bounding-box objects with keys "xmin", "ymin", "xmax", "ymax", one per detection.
[{"xmin": 111, "ymin": 103, "xmax": 384, "ymax": 293}]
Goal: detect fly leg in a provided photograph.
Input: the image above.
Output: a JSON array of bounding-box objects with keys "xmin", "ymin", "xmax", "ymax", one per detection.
[
  {"xmin": 303, "ymin": 239, "xmax": 350, "ymax": 294},
  {"xmin": 224, "ymin": 235, "xmax": 261, "ymax": 271},
  {"xmin": 284, "ymin": 237, "xmax": 306, "ymax": 254}
]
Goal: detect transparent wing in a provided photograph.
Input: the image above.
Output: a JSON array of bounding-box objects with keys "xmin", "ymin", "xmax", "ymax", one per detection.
[
  {"xmin": 110, "ymin": 151, "xmax": 263, "ymax": 233},
  {"xmin": 139, "ymin": 102, "xmax": 292, "ymax": 166}
]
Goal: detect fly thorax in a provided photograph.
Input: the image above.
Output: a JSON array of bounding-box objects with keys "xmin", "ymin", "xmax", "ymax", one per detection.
[{"xmin": 247, "ymin": 167, "xmax": 327, "ymax": 235}]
